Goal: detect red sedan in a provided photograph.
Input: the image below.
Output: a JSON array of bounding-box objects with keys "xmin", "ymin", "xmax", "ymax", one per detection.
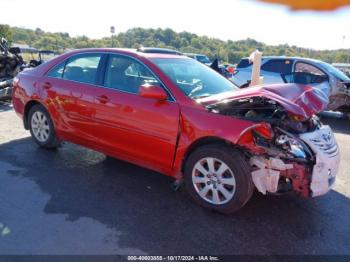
[{"xmin": 12, "ymin": 48, "xmax": 340, "ymax": 213}]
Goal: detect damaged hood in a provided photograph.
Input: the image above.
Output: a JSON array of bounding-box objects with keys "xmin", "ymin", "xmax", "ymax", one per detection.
[{"xmin": 198, "ymin": 84, "xmax": 329, "ymax": 119}]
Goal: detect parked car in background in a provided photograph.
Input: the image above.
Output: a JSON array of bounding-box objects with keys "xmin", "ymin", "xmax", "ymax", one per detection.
[
  {"xmin": 333, "ymin": 63, "xmax": 350, "ymax": 77},
  {"xmin": 11, "ymin": 44, "xmax": 56, "ymax": 67},
  {"xmin": 12, "ymin": 48, "xmax": 339, "ymax": 213},
  {"xmin": 35, "ymin": 50, "xmax": 57, "ymax": 65},
  {"xmin": 232, "ymin": 56, "xmax": 350, "ymax": 112},
  {"xmin": 210, "ymin": 59, "xmax": 236, "ymax": 79},
  {"xmin": 184, "ymin": 53, "xmax": 211, "ymax": 65},
  {"xmin": 221, "ymin": 63, "xmax": 236, "ymax": 78}
]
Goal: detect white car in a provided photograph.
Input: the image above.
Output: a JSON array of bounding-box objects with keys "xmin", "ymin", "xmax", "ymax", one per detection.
[
  {"xmin": 184, "ymin": 53, "xmax": 212, "ymax": 66},
  {"xmin": 232, "ymin": 56, "xmax": 350, "ymax": 112}
]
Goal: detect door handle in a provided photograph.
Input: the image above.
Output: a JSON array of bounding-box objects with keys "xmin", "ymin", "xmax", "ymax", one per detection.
[
  {"xmin": 42, "ymin": 82, "xmax": 52, "ymax": 89},
  {"xmin": 96, "ymin": 95, "xmax": 109, "ymax": 104}
]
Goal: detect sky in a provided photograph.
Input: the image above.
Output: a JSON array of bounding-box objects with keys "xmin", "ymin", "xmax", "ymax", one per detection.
[{"xmin": 2, "ymin": 0, "xmax": 350, "ymax": 50}]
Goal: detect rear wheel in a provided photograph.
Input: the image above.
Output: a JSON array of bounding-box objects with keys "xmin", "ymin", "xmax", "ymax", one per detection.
[
  {"xmin": 184, "ymin": 144, "xmax": 254, "ymax": 214},
  {"xmin": 28, "ymin": 104, "xmax": 60, "ymax": 148}
]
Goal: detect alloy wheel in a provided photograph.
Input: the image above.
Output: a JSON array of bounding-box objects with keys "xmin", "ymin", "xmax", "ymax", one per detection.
[
  {"xmin": 31, "ymin": 111, "xmax": 50, "ymax": 143},
  {"xmin": 192, "ymin": 157, "xmax": 236, "ymax": 205}
]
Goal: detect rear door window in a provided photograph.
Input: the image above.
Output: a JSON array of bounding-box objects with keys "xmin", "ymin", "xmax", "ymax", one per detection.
[
  {"xmin": 62, "ymin": 54, "xmax": 102, "ymax": 85},
  {"xmin": 261, "ymin": 59, "xmax": 293, "ymax": 74},
  {"xmin": 293, "ymin": 62, "xmax": 328, "ymax": 84},
  {"xmin": 295, "ymin": 62, "xmax": 325, "ymax": 75}
]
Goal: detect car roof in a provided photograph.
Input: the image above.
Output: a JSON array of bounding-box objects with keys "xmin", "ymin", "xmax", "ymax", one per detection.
[
  {"xmin": 62, "ymin": 48, "xmax": 189, "ymax": 59},
  {"xmin": 137, "ymin": 47, "xmax": 182, "ymax": 55},
  {"xmin": 240, "ymin": 55, "xmax": 323, "ymax": 63},
  {"xmin": 184, "ymin": 53, "xmax": 208, "ymax": 56}
]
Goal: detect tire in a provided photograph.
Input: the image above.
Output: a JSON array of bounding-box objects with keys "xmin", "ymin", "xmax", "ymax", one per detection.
[
  {"xmin": 28, "ymin": 104, "xmax": 61, "ymax": 148},
  {"xmin": 184, "ymin": 144, "xmax": 254, "ymax": 214}
]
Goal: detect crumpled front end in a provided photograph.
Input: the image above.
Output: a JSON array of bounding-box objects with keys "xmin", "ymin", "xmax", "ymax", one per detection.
[
  {"xmin": 203, "ymin": 84, "xmax": 340, "ymax": 198},
  {"xmin": 247, "ymin": 125, "xmax": 340, "ymax": 197},
  {"xmin": 299, "ymin": 125, "xmax": 340, "ymax": 197}
]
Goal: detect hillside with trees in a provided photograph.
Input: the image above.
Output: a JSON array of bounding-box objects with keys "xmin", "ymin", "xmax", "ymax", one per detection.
[{"xmin": 1, "ymin": 24, "xmax": 349, "ymax": 64}]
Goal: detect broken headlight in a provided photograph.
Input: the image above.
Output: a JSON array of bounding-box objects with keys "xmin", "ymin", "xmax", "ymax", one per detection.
[
  {"xmin": 275, "ymin": 134, "xmax": 307, "ymax": 159},
  {"xmin": 310, "ymin": 115, "xmax": 322, "ymax": 130}
]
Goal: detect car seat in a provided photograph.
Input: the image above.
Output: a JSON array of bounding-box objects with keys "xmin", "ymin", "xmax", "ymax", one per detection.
[
  {"xmin": 64, "ymin": 66, "xmax": 85, "ymax": 82},
  {"xmin": 105, "ymin": 67, "xmax": 128, "ymax": 91}
]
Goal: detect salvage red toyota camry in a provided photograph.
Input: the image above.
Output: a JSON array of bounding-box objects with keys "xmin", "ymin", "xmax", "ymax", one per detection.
[{"xmin": 12, "ymin": 48, "xmax": 340, "ymax": 213}]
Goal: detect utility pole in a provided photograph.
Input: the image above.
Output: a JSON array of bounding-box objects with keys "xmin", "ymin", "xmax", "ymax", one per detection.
[
  {"xmin": 342, "ymin": 35, "xmax": 350, "ymax": 63},
  {"xmin": 110, "ymin": 26, "xmax": 115, "ymax": 48}
]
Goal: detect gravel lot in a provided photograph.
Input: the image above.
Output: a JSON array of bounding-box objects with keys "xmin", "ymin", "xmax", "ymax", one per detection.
[{"xmin": 0, "ymin": 101, "xmax": 349, "ymax": 255}]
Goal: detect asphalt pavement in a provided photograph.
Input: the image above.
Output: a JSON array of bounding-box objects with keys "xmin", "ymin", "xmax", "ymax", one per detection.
[{"xmin": 0, "ymin": 101, "xmax": 349, "ymax": 255}]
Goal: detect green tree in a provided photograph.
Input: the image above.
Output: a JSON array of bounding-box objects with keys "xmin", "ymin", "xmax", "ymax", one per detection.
[
  {"xmin": 0, "ymin": 24, "xmax": 13, "ymax": 43},
  {"xmin": 3, "ymin": 25, "xmax": 350, "ymax": 64}
]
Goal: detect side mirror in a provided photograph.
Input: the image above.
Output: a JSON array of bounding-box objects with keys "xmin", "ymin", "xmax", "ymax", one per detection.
[{"xmin": 139, "ymin": 84, "xmax": 168, "ymax": 101}]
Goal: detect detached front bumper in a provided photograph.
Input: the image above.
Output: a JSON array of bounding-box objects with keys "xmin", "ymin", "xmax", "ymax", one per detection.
[
  {"xmin": 299, "ymin": 125, "xmax": 340, "ymax": 197},
  {"xmin": 250, "ymin": 125, "xmax": 340, "ymax": 197}
]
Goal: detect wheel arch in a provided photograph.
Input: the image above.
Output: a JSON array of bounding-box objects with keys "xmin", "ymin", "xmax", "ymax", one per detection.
[
  {"xmin": 180, "ymin": 136, "xmax": 236, "ymax": 173},
  {"xmin": 23, "ymin": 100, "xmax": 46, "ymax": 129},
  {"xmin": 180, "ymin": 136, "xmax": 255, "ymax": 213}
]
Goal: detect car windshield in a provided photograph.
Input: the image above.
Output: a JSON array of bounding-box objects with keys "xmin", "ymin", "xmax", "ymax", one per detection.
[
  {"xmin": 150, "ymin": 58, "xmax": 238, "ymax": 98},
  {"xmin": 318, "ymin": 61, "xmax": 350, "ymax": 81},
  {"xmin": 196, "ymin": 55, "xmax": 211, "ymax": 64}
]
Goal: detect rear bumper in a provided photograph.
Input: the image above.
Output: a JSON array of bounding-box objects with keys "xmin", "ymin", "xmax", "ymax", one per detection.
[{"xmin": 299, "ymin": 125, "xmax": 340, "ymax": 197}]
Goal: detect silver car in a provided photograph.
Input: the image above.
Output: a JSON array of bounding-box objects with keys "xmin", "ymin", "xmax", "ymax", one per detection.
[
  {"xmin": 232, "ymin": 56, "xmax": 350, "ymax": 112},
  {"xmin": 184, "ymin": 53, "xmax": 212, "ymax": 66}
]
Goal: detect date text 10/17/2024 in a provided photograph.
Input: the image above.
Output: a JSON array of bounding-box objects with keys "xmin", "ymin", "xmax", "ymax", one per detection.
[{"xmin": 127, "ymin": 256, "xmax": 220, "ymax": 261}]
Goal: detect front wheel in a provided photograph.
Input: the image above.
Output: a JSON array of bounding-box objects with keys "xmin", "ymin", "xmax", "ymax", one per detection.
[
  {"xmin": 183, "ymin": 144, "xmax": 254, "ymax": 214},
  {"xmin": 28, "ymin": 104, "xmax": 61, "ymax": 148}
]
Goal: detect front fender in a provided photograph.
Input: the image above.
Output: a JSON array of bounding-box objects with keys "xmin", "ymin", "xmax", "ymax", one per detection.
[{"xmin": 171, "ymin": 105, "xmax": 258, "ymax": 178}]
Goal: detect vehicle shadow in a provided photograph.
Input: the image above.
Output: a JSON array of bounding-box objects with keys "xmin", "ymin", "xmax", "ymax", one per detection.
[
  {"xmin": 0, "ymin": 101, "xmax": 12, "ymax": 112},
  {"xmin": 1, "ymin": 137, "xmax": 350, "ymax": 255}
]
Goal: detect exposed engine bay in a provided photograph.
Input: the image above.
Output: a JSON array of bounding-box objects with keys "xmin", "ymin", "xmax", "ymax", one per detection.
[
  {"xmin": 205, "ymin": 95, "xmax": 340, "ymax": 198},
  {"xmin": 207, "ymin": 96, "xmax": 321, "ymax": 134}
]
